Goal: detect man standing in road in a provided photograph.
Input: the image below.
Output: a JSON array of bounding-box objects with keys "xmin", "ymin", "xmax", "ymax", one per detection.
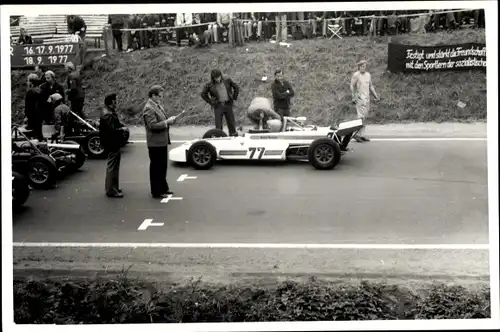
[
  {"xmin": 99, "ymin": 93, "xmax": 126, "ymax": 198},
  {"xmin": 271, "ymin": 69, "xmax": 295, "ymax": 121},
  {"xmin": 201, "ymin": 69, "xmax": 240, "ymax": 136},
  {"xmin": 350, "ymin": 59, "xmax": 380, "ymax": 142},
  {"xmin": 143, "ymin": 85, "xmax": 177, "ymax": 199}
]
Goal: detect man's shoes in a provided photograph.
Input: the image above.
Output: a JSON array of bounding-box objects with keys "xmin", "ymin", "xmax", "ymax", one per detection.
[
  {"xmin": 107, "ymin": 193, "xmax": 124, "ymax": 198},
  {"xmin": 361, "ymin": 137, "xmax": 371, "ymax": 142},
  {"xmin": 152, "ymin": 191, "xmax": 174, "ymax": 199}
]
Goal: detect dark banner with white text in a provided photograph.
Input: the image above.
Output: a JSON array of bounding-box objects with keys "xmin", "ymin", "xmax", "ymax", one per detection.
[{"xmin": 387, "ymin": 42, "xmax": 486, "ymax": 73}]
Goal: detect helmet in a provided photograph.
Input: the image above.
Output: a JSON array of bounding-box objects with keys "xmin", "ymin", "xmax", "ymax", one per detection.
[{"xmin": 267, "ymin": 119, "xmax": 282, "ymax": 132}]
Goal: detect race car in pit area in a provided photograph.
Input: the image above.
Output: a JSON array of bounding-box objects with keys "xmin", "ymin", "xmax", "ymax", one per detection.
[
  {"xmin": 12, "ymin": 125, "xmax": 86, "ymax": 189},
  {"xmin": 12, "ymin": 171, "xmax": 30, "ymax": 208},
  {"xmin": 169, "ymin": 116, "xmax": 364, "ymax": 170},
  {"xmin": 23, "ymin": 111, "xmax": 131, "ymax": 159}
]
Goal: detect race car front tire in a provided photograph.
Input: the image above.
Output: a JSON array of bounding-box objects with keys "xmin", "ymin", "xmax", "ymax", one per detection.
[
  {"xmin": 202, "ymin": 129, "xmax": 228, "ymax": 139},
  {"xmin": 12, "ymin": 171, "xmax": 30, "ymax": 208},
  {"xmin": 26, "ymin": 155, "xmax": 58, "ymax": 189},
  {"xmin": 187, "ymin": 141, "xmax": 217, "ymax": 170},
  {"xmin": 308, "ymin": 138, "xmax": 342, "ymax": 170}
]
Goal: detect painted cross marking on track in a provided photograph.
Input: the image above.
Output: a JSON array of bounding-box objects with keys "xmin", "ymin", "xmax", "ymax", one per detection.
[
  {"xmin": 138, "ymin": 218, "xmax": 164, "ymax": 231},
  {"xmin": 177, "ymin": 174, "xmax": 197, "ymax": 182},
  {"xmin": 161, "ymin": 194, "xmax": 183, "ymax": 204}
]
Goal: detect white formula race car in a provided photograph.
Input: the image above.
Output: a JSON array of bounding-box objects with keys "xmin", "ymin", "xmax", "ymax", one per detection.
[{"xmin": 169, "ymin": 116, "xmax": 364, "ymax": 170}]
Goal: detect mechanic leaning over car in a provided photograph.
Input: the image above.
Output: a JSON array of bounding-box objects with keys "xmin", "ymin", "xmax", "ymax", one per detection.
[
  {"xmin": 247, "ymin": 97, "xmax": 281, "ymax": 130},
  {"xmin": 271, "ymin": 69, "xmax": 295, "ymax": 121},
  {"xmin": 201, "ymin": 69, "xmax": 240, "ymax": 136},
  {"xmin": 38, "ymin": 71, "xmax": 66, "ymax": 128},
  {"xmin": 65, "ymin": 62, "xmax": 86, "ymax": 122},
  {"xmin": 24, "ymin": 73, "xmax": 43, "ymax": 141},
  {"xmin": 100, "ymin": 93, "xmax": 127, "ymax": 198},
  {"xmin": 51, "ymin": 93, "xmax": 73, "ymax": 138}
]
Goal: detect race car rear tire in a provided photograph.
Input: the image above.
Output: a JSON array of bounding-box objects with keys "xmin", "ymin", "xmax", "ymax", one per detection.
[
  {"xmin": 62, "ymin": 141, "xmax": 87, "ymax": 171},
  {"xmin": 187, "ymin": 141, "xmax": 217, "ymax": 170},
  {"xmin": 82, "ymin": 131, "xmax": 107, "ymax": 159},
  {"xmin": 308, "ymin": 138, "xmax": 341, "ymax": 170},
  {"xmin": 202, "ymin": 129, "xmax": 228, "ymax": 139},
  {"xmin": 26, "ymin": 155, "xmax": 58, "ymax": 189},
  {"xmin": 12, "ymin": 171, "xmax": 30, "ymax": 208}
]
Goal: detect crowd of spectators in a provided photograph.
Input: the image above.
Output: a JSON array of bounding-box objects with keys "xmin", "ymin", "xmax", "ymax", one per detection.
[{"xmin": 107, "ymin": 10, "xmax": 485, "ymax": 52}]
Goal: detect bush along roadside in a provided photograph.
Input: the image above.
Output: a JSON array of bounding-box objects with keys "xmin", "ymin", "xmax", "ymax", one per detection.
[{"xmin": 13, "ymin": 276, "xmax": 491, "ymax": 323}]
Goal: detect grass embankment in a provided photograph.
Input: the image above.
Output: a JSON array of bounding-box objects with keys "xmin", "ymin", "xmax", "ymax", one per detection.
[
  {"xmin": 14, "ymin": 274, "xmax": 490, "ymax": 323},
  {"xmin": 11, "ymin": 29, "xmax": 486, "ymax": 127}
]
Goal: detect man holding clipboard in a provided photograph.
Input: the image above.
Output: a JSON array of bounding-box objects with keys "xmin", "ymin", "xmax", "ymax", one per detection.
[{"xmin": 142, "ymin": 85, "xmax": 184, "ymax": 199}]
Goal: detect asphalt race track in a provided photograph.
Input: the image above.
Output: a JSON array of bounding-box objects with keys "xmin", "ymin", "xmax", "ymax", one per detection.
[{"xmin": 12, "ymin": 135, "xmax": 490, "ymax": 284}]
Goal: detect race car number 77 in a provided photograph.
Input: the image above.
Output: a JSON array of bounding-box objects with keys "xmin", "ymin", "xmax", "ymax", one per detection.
[{"xmin": 249, "ymin": 147, "xmax": 266, "ymax": 159}]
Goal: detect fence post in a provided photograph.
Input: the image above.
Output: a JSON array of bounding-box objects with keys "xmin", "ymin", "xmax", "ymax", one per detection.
[
  {"xmin": 103, "ymin": 26, "xmax": 109, "ymax": 55},
  {"xmin": 229, "ymin": 18, "xmax": 235, "ymax": 47}
]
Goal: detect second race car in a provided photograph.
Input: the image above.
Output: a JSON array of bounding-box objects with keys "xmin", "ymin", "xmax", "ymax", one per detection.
[{"xmin": 169, "ymin": 116, "xmax": 364, "ymax": 170}]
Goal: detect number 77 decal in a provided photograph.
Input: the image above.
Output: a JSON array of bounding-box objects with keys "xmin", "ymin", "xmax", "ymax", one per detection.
[{"xmin": 248, "ymin": 147, "xmax": 266, "ymax": 159}]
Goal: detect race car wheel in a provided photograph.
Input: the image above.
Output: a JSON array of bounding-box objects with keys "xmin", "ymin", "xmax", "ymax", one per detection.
[
  {"xmin": 187, "ymin": 141, "xmax": 217, "ymax": 170},
  {"xmin": 12, "ymin": 171, "xmax": 30, "ymax": 208},
  {"xmin": 308, "ymin": 138, "xmax": 342, "ymax": 170},
  {"xmin": 26, "ymin": 155, "xmax": 58, "ymax": 189},
  {"xmin": 202, "ymin": 129, "xmax": 228, "ymax": 139},
  {"xmin": 83, "ymin": 132, "xmax": 106, "ymax": 158},
  {"xmin": 61, "ymin": 140, "xmax": 87, "ymax": 171}
]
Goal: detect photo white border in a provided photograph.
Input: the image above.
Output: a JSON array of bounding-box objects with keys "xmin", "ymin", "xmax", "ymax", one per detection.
[{"xmin": 1, "ymin": 1, "xmax": 498, "ymax": 331}]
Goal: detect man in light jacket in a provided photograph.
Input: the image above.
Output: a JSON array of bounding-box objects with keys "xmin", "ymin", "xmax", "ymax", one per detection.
[{"xmin": 142, "ymin": 85, "xmax": 177, "ymax": 199}]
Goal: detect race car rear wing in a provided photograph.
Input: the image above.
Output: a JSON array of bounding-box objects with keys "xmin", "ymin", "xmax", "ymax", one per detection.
[{"xmin": 335, "ymin": 119, "xmax": 364, "ymax": 137}]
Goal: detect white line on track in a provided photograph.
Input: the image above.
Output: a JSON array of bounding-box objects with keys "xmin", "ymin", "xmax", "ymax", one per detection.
[
  {"xmin": 12, "ymin": 243, "xmax": 489, "ymax": 250},
  {"xmin": 130, "ymin": 138, "xmax": 487, "ymax": 144}
]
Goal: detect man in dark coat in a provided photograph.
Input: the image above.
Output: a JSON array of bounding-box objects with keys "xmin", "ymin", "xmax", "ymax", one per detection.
[
  {"xmin": 99, "ymin": 93, "xmax": 126, "ymax": 198},
  {"xmin": 201, "ymin": 69, "xmax": 240, "ymax": 136},
  {"xmin": 142, "ymin": 85, "xmax": 177, "ymax": 199},
  {"xmin": 38, "ymin": 70, "xmax": 65, "ymax": 124},
  {"xmin": 271, "ymin": 69, "xmax": 295, "ymax": 120},
  {"xmin": 24, "ymin": 73, "xmax": 43, "ymax": 140},
  {"xmin": 109, "ymin": 14, "xmax": 125, "ymax": 52}
]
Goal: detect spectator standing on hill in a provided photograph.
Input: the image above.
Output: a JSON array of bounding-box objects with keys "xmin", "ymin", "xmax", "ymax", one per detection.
[
  {"xmin": 24, "ymin": 73, "xmax": 43, "ymax": 140},
  {"xmin": 142, "ymin": 85, "xmax": 177, "ymax": 199},
  {"xmin": 139, "ymin": 14, "xmax": 151, "ymax": 49},
  {"xmin": 64, "ymin": 62, "xmax": 86, "ymax": 120},
  {"xmin": 176, "ymin": 13, "xmax": 194, "ymax": 47},
  {"xmin": 201, "ymin": 69, "xmax": 240, "ymax": 137},
  {"xmin": 271, "ymin": 69, "xmax": 295, "ymax": 121},
  {"xmin": 100, "ymin": 93, "xmax": 126, "ymax": 198},
  {"xmin": 17, "ymin": 27, "xmax": 33, "ymax": 45},
  {"xmin": 127, "ymin": 14, "xmax": 141, "ymax": 51},
  {"xmin": 68, "ymin": 15, "xmax": 87, "ymax": 39},
  {"xmin": 216, "ymin": 12, "xmax": 232, "ymax": 43},
  {"xmin": 39, "ymin": 71, "xmax": 65, "ymax": 125},
  {"xmin": 109, "ymin": 14, "xmax": 125, "ymax": 52},
  {"xmin": 350, "ymin": 60, "xmax": 379, "ymax": 142}
]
